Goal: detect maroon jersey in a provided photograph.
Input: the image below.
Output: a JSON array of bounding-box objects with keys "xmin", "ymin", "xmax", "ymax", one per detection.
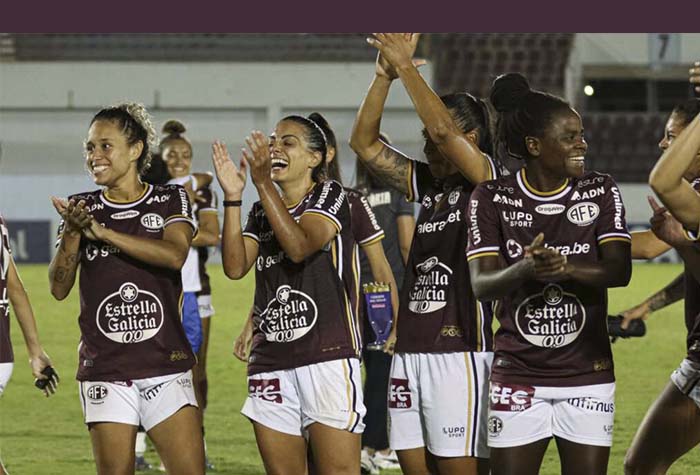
[
  {"xmin": 395, "ymin": 158, "xmax": 498, "ymax": 354},
  {"xmin": 242, "ymin": 180, "xmax": 361, "ymax": 375},
  {"xmin": 683, "ymin": 178, "xmax": 700, "ymax": 363},
  {"xmin": 346, "ymin": 188, "xmax": 385, "ymax": 248},
  {"xmin": 0, "ymin": 215, "xmax": 13, "ymax": 364},
  {"xmin": 467, "ymin": 169, "xmax": 631, "ymax": 387},
  {"xmin": 194, "ymin": 185, "xmax": 218, "ymax": 296},
  {"xmin": 58, "ymin": 184, "xmax": 197, "ymax": 381}
]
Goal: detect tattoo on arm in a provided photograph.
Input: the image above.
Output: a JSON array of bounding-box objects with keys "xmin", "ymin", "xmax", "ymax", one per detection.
[
  {"xmin": 54, "ymin": 267, "xmax": 68, "ymax": 283},
  {"xmin": 365, "ymin": 144, "xmax": 411, "ymax": 195},
  {"xmin": 649, "ymin": 273, "xmax": 685, "ymax": 311}
]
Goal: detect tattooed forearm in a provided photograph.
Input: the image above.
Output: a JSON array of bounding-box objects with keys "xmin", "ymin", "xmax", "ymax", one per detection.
[
  {"xmin": 364, "ymin": 144, "xmax": 411, "ymax": 195},
  {"xmin": 48, "ymin": 232, "xmax": 81, "ymax": 299},
  {"xmin": 648, "ymin": 273, "xmax": 685, "ymax": 312}
]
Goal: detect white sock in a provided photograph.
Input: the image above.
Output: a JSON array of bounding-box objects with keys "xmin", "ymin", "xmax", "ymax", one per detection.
[{"xmin": 135, "ymin": 431, "xmax": 147, "ymax": 457}]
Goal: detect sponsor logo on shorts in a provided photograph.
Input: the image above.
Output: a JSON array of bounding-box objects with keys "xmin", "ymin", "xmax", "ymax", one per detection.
[
  {"xmin": 407, "ymin": 257, "xmax": 452, "ymax": 314},
  {"xmin": 566, "ymin": 202, "xmax": 599, "ymax": 226},
  {"xmin": 566, "ymin": 397, "xmax": 615, "ymax": 414},
  {"xmin": 140, "ymin": 213, "xmax": 164, "ymax": 231},
  {"xmin": 388, "ymin": 378, "xmax": 411, "ymax": 409},
  {"xmin": 490, "ymin": 383, "xmax": 535, "ymax": 412},
  {"xmin": 177, "ymin": 377, "xmax": 192, "ymax": 389},
  {"xmin": 141, "ymin": 382, "xmax": 165, "ymax": 401},
  {"xmin": 248, "ymin": 378, "xmax": 282, "ymax": 404},
  {"xmin": 442, "ymin": 426, "xmax": 466, "ymax": 438},
  {"xmin": 535, "ymin": 203, "xmax": 566, "ymax": 215},
  {"xmin": 96, "ymin": 282, "xmax": 165, "ymax": 344},
  {"xmin": 110, "ymin": 210, "xmax": 140, "ymax": 220},
  {"xmin": 515, "ymin": 284, "xmax": 586, "ymax": 348},
  {"xmin": 604, "ymin": 424, "xmax": 614, "ymax": 435},
  {"xmin": 259, "ymin": 285, "xmax": 318, "ymax": 343},
  {"xmin": 169, "ymin": 350, "xmax": 189, "ymax": 362},
  {"xmin": 87, "ymin": 384, "xmax": 108, "ymax": 403},
  {"xmin": 488, "ymin": 416, "xmax": 503, "ymax": 437}
]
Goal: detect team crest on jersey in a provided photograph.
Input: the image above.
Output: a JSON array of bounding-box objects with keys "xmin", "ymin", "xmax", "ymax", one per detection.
[
  {"xmin": 408, "ymin": 257, "xmax": 452, "ymax": 314},
  {"xmin": 259, "ymin": 285, "xmax": 318, "ymax": 343},
  {"xmin": 141, "ymin": 213, "xmax": 164, "ymax": 231},
  {"xmin": 96, "ymin": 282, "xmax": 165, "ymax": 344},
  {"xmin": 567, "ymin": 202, "xmax": 599, "ymax": 226},
  {"xmin": 515, "ymin": 284, "xmax": 586, "ymax": 348}
]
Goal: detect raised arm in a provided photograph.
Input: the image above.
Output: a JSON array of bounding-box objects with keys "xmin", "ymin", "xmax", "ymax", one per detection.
[
  {"xmin": 368, "ymin": 33, "xmax": 494, "ymax": 184},
  {"xmin": 349, "ymin": 51, "xmax": 416, "ymax": 195},
  {"xmin": 211, "ymin": 141, "xmax": 258, "ymax": 279},
  {"xmin": 649, "ymin": 111, "xmax": 700, "ymax": 231},
  {"xmin": 620, "ymin": 272, "xmax": 685, "ymax": 329}
]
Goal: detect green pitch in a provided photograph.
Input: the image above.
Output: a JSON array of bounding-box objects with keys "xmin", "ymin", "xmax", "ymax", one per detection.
[{"xmin": 0, "ymin": 263, "xmax": 696, "ymax": 474}]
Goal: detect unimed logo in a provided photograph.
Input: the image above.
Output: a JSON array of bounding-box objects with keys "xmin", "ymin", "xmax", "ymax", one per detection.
[
  {"xmin": 388, "ymin": 378, "xmax": 411, "ymax": 408},
  {"xmin": 87, "ymin": 384, "xmax": 108, "ymax": 401}
]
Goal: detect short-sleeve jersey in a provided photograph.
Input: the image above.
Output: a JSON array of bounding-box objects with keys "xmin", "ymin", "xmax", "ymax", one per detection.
[
  {"xmin": 168, "ymin": 176, "xmax": 201, "ymax": 293},
  {"xmin": 0, "ymin": 215, "xmax": 13, "ymax": 364},
  {"xmin": 346, "ymin": 188, "xmax": 385, "ymax": 249},
  {"xmin": 359, "ymin": 187, "xmax": 415, "ymax": 289},
  {"xmin": 242, "ymin": 180, "xmax": 361, "ymax": 375},
  {"xmin": 682, "ymin": 178, "xmax": 700, "ymax": 363},
  {"xmin": 395, "ymin": 158, "xmax": 498, "ymax": 354},
  {"xmin": 467, "ymin": 169, "xmax": 631, "ymax": 387},
  {"xmin": 58, "ymin": 184, "xmax": 198, "ymax": 381},
  {"xmin": 195, "ymin": 185, "xmax": 218, "ymax": 296}
]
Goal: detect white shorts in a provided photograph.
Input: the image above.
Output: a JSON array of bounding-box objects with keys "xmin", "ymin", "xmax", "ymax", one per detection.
[
  {"xmin": 388, "ymin": 352, "xmax": 493, "ymax": 458},
  {"xmin": 487, "ymin": 382, "xmax": 615, "ymax": 448},
  {"xmin": 671, "ymin": 358, "xmax": 700, "ymax": 408},
  {"xmin": 241, "ymin": 358, "xmax": 366, "ymax": 436},
  {"xmin": 78, "ymin": 370, "xmax": 198, "ymax": 431},
  {"xmin": 197, "ymin": 294, "xmax": 215, "ymax": 319},
  {"xmin": 0, "ymin": 362, "xmax": 14, "ymax": 396}
]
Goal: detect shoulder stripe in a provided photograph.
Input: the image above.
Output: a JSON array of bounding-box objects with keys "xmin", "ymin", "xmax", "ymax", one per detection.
[
  {"xmin": 358, "ymin": 230, "xmax": 385, "ymax": 247},
  {"xmin": 302, "ymin": 209, "xmax": 342, "ymax": 233}
]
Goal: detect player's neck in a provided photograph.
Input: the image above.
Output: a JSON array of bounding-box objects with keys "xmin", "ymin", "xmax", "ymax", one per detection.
[
  {"xmin": 522, "ymin": 166, "xmax": 568, "ymax": 194},
  {"xmin": 279, "ymin": 177, "xmax": 315, "ymax": 207},
  {"xmin": 104, "ymin": 175, "xmax": 147, "ymax": 202}
]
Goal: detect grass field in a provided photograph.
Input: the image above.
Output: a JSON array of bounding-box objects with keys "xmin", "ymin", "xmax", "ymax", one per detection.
[{"xmin": 0, "ymin": 263, "xmax": 698, "ymax": 474}]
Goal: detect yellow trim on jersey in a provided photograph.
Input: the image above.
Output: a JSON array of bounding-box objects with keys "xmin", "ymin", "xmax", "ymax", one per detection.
[
  {"xmin": 467, "ymin": 251, "xmax": 500, "ymax": 262},
  {"xmin": 352, "ymin": 245, "xmax": 361, "ymax": 332},
  {"xmin": 342, "ymin": 360, "xmax": 355, "ymax": 431},
  {"xmin": 484, "ymin": 153, "xmax": 494, "ymax": 180},
  {"xmin": 302, "ymin": 211, "xmax": 341, "ymax": 234},
  {"xmin": 598, "ymin": 237, "xmax": 632, "ymax": 245},
  {"xmin": 406, "ymin": 159, "xmax": 415, "ymax": 202},
  {"xmin": 103, "ymin": 183, "xmax": 149, "ymax": 204},
  {"xmin": 464, "ymin": 353, "xmax": 474, "ymax": 455},
  {"xmin": 178, "ymin": 291, "xmax": 184, "ymax": 322},
  {"xmin": 197, "ymin": 209, "xmax": 219, "ymax": 214},
  {"xmin": 521, "ymin": 169, "xmax": 570, "ymax": 196},
  {"xmin": 684, "ymin": 229, "xmax": 700, "ymax": 242},
  {"xmin": 359, "ymin": 234, "xmax": 385, "ymax": 248},
  {"xmin": 475, "ymin": 301, "xmax": 483, "ymax": 352}
]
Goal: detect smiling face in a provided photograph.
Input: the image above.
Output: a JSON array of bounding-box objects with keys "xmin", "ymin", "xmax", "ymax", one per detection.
[
  {"xmin": 659, "ymin": 111, "xmax": 700, "ymax": 181},
  {"xmin": 527, "ymin": 107, "xmax": 588, "ymax": 179},
  {"xmin": 85, "ymin": 120, "xmax": 142, "ymax": 187},
  {"xmin": 268, "ymin": 120, "xmax": 323, "ymax": 184},
  {"xmin": 162, "ymin": 139, "xmax": 193, "ymax": 179}
]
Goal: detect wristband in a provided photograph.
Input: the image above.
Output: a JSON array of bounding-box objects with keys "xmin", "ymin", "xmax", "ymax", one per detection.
[{"xmin": 223, "ymin": 200, "xmax": 242, "ymax": 207}]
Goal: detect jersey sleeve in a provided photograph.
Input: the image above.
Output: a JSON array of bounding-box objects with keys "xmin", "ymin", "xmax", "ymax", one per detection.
[
  {"xmin": 595, "ymin": 177, "xmax": 632, "ymax": 246},
  {"xmin": 196, "ymin": 186, "xmax": 218, "ymax": 215},
  {"xmin": 301, "ymin": 180, "xmax": 346, "ymax": 233},
  {"xmin": 0, "ymin": 216, "xmax": 11, "ymax": 258},
  {"xmin": 466, "ymin": 183, "xmax": 503, "ymax": 261},
  {"xmin": 164, "ymin": 185, "xmax": 197, "ymax": 233},
  {"xmin": 349, "ymin": 192, "xmax": 385, "ymax": 247},
  {"xmin": 406, "ymin": 159, "xmax": 435, "ymax": 203},
  {"xmin": 393, "ymin": 189, "xmax": 416, "ymax": 217},
  {"xmin": 242, "ymin": 203, "xmax": 260, "ymax": 243},
  {"xmin": 682, "ymin": 179, "xmax": 700, "ymax": 241}
]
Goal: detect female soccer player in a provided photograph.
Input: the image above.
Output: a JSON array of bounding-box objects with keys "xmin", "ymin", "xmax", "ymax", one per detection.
[
  {"xmin": 467, "ymin": 73, "xmax": 631, "ymax": 475},
  {"xmin": 49, "ymin": 103, "xmax": 205, "ymax": 475},
  {"xmin": 623, "ymin": 63, "xmax": 700, "ymax": 475},
  {"xmin": 0, "ymin": 213, "xmax": 58, "ymax": 475},
  {"xmin": 213, "ymin": 116, "xmax": 365, "ymax": 475},
  {"xmin": 351, "ymin": 33, "xmax": 498, "ymax": 475}
]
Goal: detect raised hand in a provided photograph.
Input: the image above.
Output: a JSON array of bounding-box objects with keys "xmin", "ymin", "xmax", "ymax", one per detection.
[
  {"xmin": 524, "ymin": 233, "xmax": 568, "ymax": 281},
  {"xmin": 691, "ymin": 61, "xmax": 700, "ymax": 96},
  {"xmin": 242, "ymin": 131, "xmax": 273, "ymax": 186},
  {"xmin": 369, "ymin": 33, "xmax": 426, "ymax": 79},
  {"xmin": 649, "ymin": 195, "xmax": 688, "ymax": 247},
  {"xmin": 51, "ymin": 198, "xmax": 92, "ymax": 234},
  {"xmin": 212, "ymin": 140, "xmax": 247, "ymax": 199}
]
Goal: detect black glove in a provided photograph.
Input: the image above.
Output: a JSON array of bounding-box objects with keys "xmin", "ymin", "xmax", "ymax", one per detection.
[
  {"xmin": 35, "ymin": 366, "xmax": 60, "ymax": 392},
  {"xmin": 608, "ymin": 315, "xmax": 646, "ymax": 343}
]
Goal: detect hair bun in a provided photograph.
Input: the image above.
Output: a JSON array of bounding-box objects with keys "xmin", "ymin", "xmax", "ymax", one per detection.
[
  {"xmin": 489, "ymin": 73, "xmax": 532, "ymax": 113},
  {"xmin": 162, "ymin": 119, "xmax": 186, "ymax": 137}
]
